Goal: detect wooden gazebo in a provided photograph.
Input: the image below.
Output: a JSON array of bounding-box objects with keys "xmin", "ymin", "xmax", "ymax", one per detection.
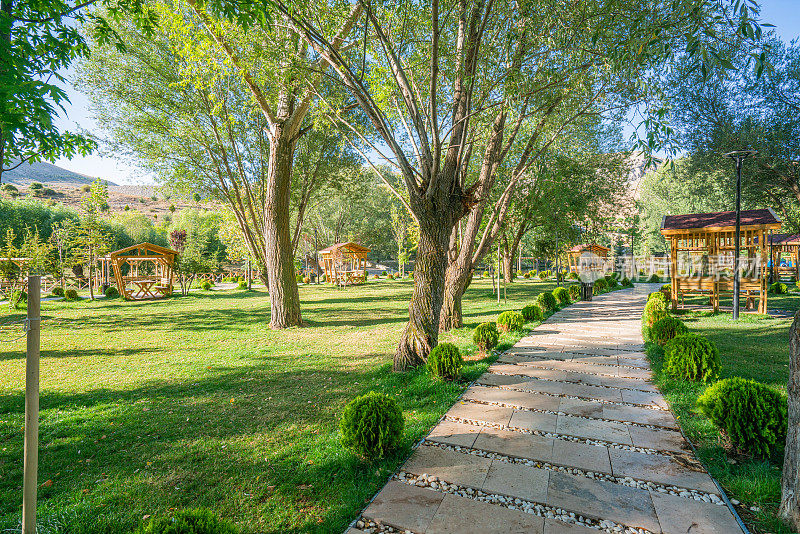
[
  {"xmin": 319, "ymin": 242, "xmax": 369, "ymax": 286},
  {"xmin": 107, "ymin": 243, "xmax": 178, "ymax": 300},
  {"xmin": 660, "ymin": 209, "xmax": 782, "ymax": 313},
  {"xmin": 769, "ymin": 233, "xmax": 800, "ymax": 281},
  {"xmin": 567, "ymin": 243, "xmax": 611, "ymax": 272}
]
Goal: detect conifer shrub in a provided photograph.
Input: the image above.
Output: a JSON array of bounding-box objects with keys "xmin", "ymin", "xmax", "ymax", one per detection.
[
  {"xmin": 568, "ymin": 271, "xmax": 579, "ymax": 280},
  {"xmin": 647, "ymin": 273, "xmax": 661, "ymax": 283},
  {"xmin": 201, "ymin": 280, "xmax": 212, "ymax": 291},
  {"xmin": 538, "ymin": 270, "xmax": 548, "ymax": 280},
  {"xmin": 592, "ymin": 278, "xmax": 608, "ymax": 295},
  {"xmin": 473, "ymin": 322, "xmax": 500, "ymax": 354},
  {"xmin": 650, "ymin": 316, "xmax": 688, "ymax": 345},
  {"xmin": 523, "ymin": 272, "xmax": 531, "ymax": 279},
  {"xmin": 663, "ymin": 333, "xmax": 720, "ymax": 382},
  {"xmin": 516, "ymin": 270, "xmax": 524, "ymax": 279},
  {"xmin": 134, "ymin": 508, "xmax": 238, "ymax": 534},
  {"xmin": 552, "ymin": 287, "xmax": 570, "ymax": 305},
  {"xmin": 295, "ymin": 274, "xmax": 304, "ymax": 283},
  {"xmin": 568, "ymin": 284, "xmax": 580, "ymax": 301},
  {"xmin": 605, "ymin": 275, "xmax": 618, "ymax": 288},
  {"xmin": 340, "ymin": 391, "xmax": 404, "ymax": 460},
  {"xmin": 64, "ymin": 288, "xmax": 79, "ymax": 301},
  {"xmin": 642, "ymin": 296, "xmax": 668, "ymax": 328},
  {"xmin": 426, "ymin": 342, "xmax": 464, "ymax": 380},
  {"xmin": 521, "ymin": 303, "xmax": 543, "ymax": 322},
  {"xmin": 238, "ymin": 280, "xmax": 248, "ymax": 289},
  {"xmin": 497, "ymin": 310, "xmax": 525, "ymax": 332},
  {"xmin": 104, "ymin": 286, "xmax": 119, "ymax": 299},
  {"xmin": 697, "ymin": 377, "xmax": 787, "ymax": 458},
  {"xmin": 51, "ymin": 286, "xmax": 64, "ymax": 297},
  {"xmin": 769, "ymin": 281, "xmax": 788, "ymax": 294},
  {"xmin": 621, "ymin": 277, "xmax": 632, "ymax": 287},
  {"xmin": 535, "ymin": 291, "xmax": 558, "ymax": 312}
]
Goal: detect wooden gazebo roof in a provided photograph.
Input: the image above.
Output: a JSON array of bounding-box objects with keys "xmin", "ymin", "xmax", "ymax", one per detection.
[
  {"xmin": 319, "ymin": 242, "xmax": 371, "ymax": 254},
  {"xmin": 568, "ymin": 243, "xmax": 610, "ymax": 254},
  {"xmin": 661, "ymin": 208, "xmax": 782, "ymax": 234},
  {"xmin": 769, "ymin": 233, "xmax": 800, "ymax": 246},
  {"xmin": 108, "ymin": 242, "xmax": 180, "ymax": 260}
]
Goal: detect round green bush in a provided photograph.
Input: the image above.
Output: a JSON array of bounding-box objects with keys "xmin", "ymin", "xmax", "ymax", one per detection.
[
  {"xmin": 340, "ymin": 391, "xmax": 404, "ymax": 459},
  {"xmin": 134, "ymin": 508, "xmax": 238, "ymax": 534},
  {"xmin": 661, "ymin": 283, "xmax": 671, "ymax": 293},
  {"xmin": 64, "ymin": 288, "xmax": 79, "ymax": 301},
  {"xmin": 650, "ymin": 316, "xmax": 688, "ymax": 345},
  {"xmin": 238, "ymin": 280, "xmax": 248, "ymax": 289},
  {"xmin": 523, "ymin": 272, "xmax": 530, "ymax": 279},
  {"xmin": 473, "ymin": 322, "xmax": 500, "ymax": 354},
  {"xmin": 104, "ymin": 286, "xmax": 119, "ymax": 299},
  {"xmin": 648, "ymin": 291, "xmax": 669, "ymax": 305},
  {"xmin": 647, "ymin": 273, "xmax": 661, "ymax": 283},
  {"xmin": 643, "ymin": 296, "xmax": 668, "ymax": 328},
  {"xmin": 521, "ymin": 303, "xmax": 543, "ymax": 322},
  {"xmin": 295, "ymin": 274, "xmax": 304, "ymax": 283},
  {"xmin": 568, "ymin": 271, "xmax": 579, "ymax": 280},
  {"xmin": 552, "ymin": 287, "xmax": 570, "ymax": 305},
  {"xmin": 568, "ymin": 284, "xmax": 580, "ymax": 301},
  {"xmin": 621, "ymin": 277, "xmax": 632, "ymax": 287},
  {"xmin": 427, "ymin": 342, "xmax": 464, "ymax": 380},
  {"xmin": 535, "ymin": 291, "xmax": 557, "ymax": 312},
  {"xmin": 605, "ymin": 276, "xmax": 618, "ymax": 288},
  {"xmin": 51, "ymin": 286, "xmax": 64, "ymax": 297},
  {"xmin": 697, "ymin": 377, "xmax": 787, "ymax": 458},
  {"xmin": 537, "ymin": 271, "xmax": 548, "ymax": 280},
  {"xmin": 592, "ymin": 278, "xmax": 608, "ymax": 295},
  {"xmin": 201, "ymin": 280, "xmax": 212, "ymax": 291},
  {"xmin": 769, "ymin": 281, "xmax": 788, "ymax": 294},
  {"xmin": 663, "ymin": 333, "xmax": 720, "ymax": 382},
  {"xmin": 497, "ymin": 310, "xmax": 525, "ymax": 332}
]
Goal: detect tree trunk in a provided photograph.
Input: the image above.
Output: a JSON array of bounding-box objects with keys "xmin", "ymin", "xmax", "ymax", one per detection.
[
  {"xmin": 394, "ymin": 213, "xmax": 452, "ymax": 370},
  {"xmin": 502, "ymin": 236, "xmax": 514, "ymax": 285},
  {"xmin": 264, "ymin": 128, "xmax": 302, "ymax": 328},
  {"xmin": 780, "ymin": 310, "xmax": 800, "ymax": 529}
]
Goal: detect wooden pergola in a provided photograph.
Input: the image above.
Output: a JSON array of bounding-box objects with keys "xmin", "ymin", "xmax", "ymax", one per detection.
[
  {"xmin": 567, "ymin": 243, "xmax": 611, "ymax": 272},
  {"xmin": 660, "ymin": 208, "xmax": 782, "ymax": 313},
  {"xmin": 769, "ymin": 233, "xmax": 800, "ymax": 281},
  {"xmin": 106, "ymin": 243, "xmax": 178, "ymax": 300},
  {"xmin": 319, "ymin": 242, "xmax": 370, "ymax": 287}
]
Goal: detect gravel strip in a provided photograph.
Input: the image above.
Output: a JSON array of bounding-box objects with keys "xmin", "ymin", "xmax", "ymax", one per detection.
[
  {"xmin": 487, "ymin": 369, "xmax": 656, "ymax": 393},
  {"xmin": 475, "ymin": 381, "xmax": 670, "ymax": 411}
]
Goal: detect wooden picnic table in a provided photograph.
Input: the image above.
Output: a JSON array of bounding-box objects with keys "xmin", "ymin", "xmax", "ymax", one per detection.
[{"xmin": 127, "ymin": 278, "xmax": 158, "ymax": 299}]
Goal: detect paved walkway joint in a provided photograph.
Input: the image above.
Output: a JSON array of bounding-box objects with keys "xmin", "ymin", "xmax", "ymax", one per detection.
[{"xmin": 347, "ymin": 286, "xmax": 744, "ymax": 534}]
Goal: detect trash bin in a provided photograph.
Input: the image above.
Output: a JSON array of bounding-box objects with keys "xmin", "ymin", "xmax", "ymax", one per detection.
[{"xmin": 581, "ymin": 282, "xmax": 593, "ymax": 301}]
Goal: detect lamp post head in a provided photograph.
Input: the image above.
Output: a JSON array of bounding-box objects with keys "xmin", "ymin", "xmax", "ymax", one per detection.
[{"xmin": 723, "ymin": 150, "xmax": 758, "ymax": 162}]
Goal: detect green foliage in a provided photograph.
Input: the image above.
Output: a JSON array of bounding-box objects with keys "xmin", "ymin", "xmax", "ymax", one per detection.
[
  {"xmin": 295, "ymin": 274, "xmax": 304, "ymax": 283},
  {"xmin": 473, "ymin": 322, "xmax": 500, "ymax": 354},
  {"xmin": 51, "ymin": 286, "xmax": 64, "ymax": 297},
  {"xmin": 11, "ymin": 290, "xmax": 27, "ymax": 309},
  {"xmin": 523, "ymin": 272, "xmax": 530, "ymax": 279},
  {"xmin": 647, "ymin": 274, "xmax": 661, "ymax": 283},
  {"xmin": 340, "ymin": 391, "xmax": 404, "ymax": 460},
  {"xmin": 697, "ymin": 378, "xmax": 787, "ymax": 458},
  {"xmin": 769, "ymin": 282, "xmax": 788, "ymax": 294},
  {"xmin": 302, "ymin": 276, "xmax": 311, "ymax": 284},
  {"xmin": 552, "ymin": 286, "xmax": 570, "ymax": 305},
  {"xmin": 567, "ymin": 271, "xmax": 579, "ymax": 280},
  {"xmin": 521, "ymin": 303, "xmax": 543, "ymax": 322},
  {"xmin": 568, "ymin": 284, "xmax": 580, "ymax": 301},
  {"xmin": 592, "ymin": 278, "xmax": 608, "ymax": 294},
  {"xmin": 650, "ymin": 316, "xmax": 688, "ymax": 345},
  {"xmin": 134, "ymin": 508, "xmax": 238, "ymax": 534},
  {"xmin": 497, "ymin": 310, "xmax": 525, "ymax": 332},
  {"xmin": 648, "ymin": 291, "xmax": 669, "ymax": 305},
  {"xmin": 663, "ymin": 333, "xmax": 721, "ymax": 382},
  {"xmin": 104, "ymin": 286, "xmax": 119, "ymax": 299},
  {"xmin": 238, "ymin": 280, "xmax": 248, "ymax": 289},
  {"xmin": 537, "ymin": 270, "xmax": 548, "ymax": 280},
  {"xmin": 64, "ymin": 288, "xmax": 78, "ymax": 301},
  {"xmin": 643, "ymin": 295, "xmax": 669, "ymax": 326},
  {"xmin": 605, "ymin": 275, "xmax": 618, "ymax": 288},
  {"xmin": 426, "ymin": 343, "xmax": 464, "ymax": 380},
  {"xmin": 201, "ymin": 280, "xmax": 212, "ymax": 291},
  {"xmin": 536, "ymin": 291, "xmax": 558, "ymax": 312},
  {"xmin": 621, "ymin": 277, "xmax": 632, "ymax": 287}
]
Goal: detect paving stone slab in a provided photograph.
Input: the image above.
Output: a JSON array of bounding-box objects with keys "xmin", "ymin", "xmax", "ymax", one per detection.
[
  {"xmin": 473, "ymin": 427, "xmax": 554, "ymax": 461},
  {"xmin": 601, "ymin": 403, "xmax": 678, "ymax": 429},
  {"xmin": 621, "ymin": 389, "xmax": 670, "ymax": 409},
  {"xmin": 543, "ymin": 518, "xmax": 601, "ymax": 534},
  {"xmin": 556, "ymin": 414, "xmax": 632, "ymax": 445},
  {"xmin": 362, "ymin": 481, "xmax": 444, "ymax": 532},
  {"xmin": 546, "ymin": 471, "xmax": 661, "ymax": 533},
  {"xmin": 478, "ymin": 373, "xmax": 565, "ymax": 395},
  {"xmin": 426, "ymin": 493, "xmax": 545, "ymax": 533},
  {"xmin": 344, "ymin": 529, "xmax": 366, "ymax": 534},
  {"xmin": 489, "ymin": 363, "xmax": 569, "ymax": 381},
  {"xmin": 560, "ymin": 382, "xmax": 624, "ymax": 403},
  {"xmin": 550, "ymin": 439, "xmax": 612, "ymax": 474},
  {"xmin": 426, "ymin": 420, "xmax": 481, "ymax": 448},
  {"xmin": 403, "ymin": 445, "xmax": 492, "ymax": 488},
  {"xmin": 509, "ymin": 409, "xmax": 559, "ymax": 433},
  {"xmin": 463, "ymin": 385, "xmax": 561, "ymax": 411},
  {"xmin": 557, "ymin": 397, "xmax": 604, "ymax": 418},
  {"xmin": 628, "ymin": 425, "xmax": 689, "ymax": 453},
  {"xmin": 565, "ymin": 372, "xmax": 659, "ymax": 392},
  {"xmin": 650, "ymin": 491, "xmax": 744, "ymax": 534},
  {"xmin": 446, "ymin": 401, "xmax": 513, "ymax": 426},
  {"xmin": 482, "ymin": 459, "xmax": 550, "ymax": 502},
  {"xmin": 609, "ymin": 448, "xmax": 717, "ymax": 492}
]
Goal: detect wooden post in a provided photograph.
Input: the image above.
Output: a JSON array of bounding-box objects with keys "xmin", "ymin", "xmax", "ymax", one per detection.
[{"xmin": 22, "ymin": 275, "xmax": 40, "ymax": 534}]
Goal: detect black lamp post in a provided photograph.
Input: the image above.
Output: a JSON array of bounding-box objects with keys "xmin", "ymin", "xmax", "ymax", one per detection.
[{"xmin": 724, "ymin": 150, "xmax": 757, "ymax": 320}]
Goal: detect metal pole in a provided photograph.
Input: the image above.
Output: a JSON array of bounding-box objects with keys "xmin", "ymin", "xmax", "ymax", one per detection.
[
  {"xmin": 23, "ymin": 275, "xmax": 40, "ymax": 534},
  {"xmin": 733, "ymin": 157, "xmax": 742, "ymax": 320}
]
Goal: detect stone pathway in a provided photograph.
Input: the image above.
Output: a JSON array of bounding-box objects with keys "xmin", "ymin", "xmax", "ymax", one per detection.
[{"xmin": 347, "ymin": 285, "xmax": 745, "ymax": 534}]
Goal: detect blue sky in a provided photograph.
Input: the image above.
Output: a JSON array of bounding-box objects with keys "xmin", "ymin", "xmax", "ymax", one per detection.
[{"xmin": 52, "ymin": 0, "xmax": 800, "ymax": 185}]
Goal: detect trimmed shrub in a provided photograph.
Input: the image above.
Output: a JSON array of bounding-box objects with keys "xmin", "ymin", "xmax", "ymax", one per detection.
[
  {"xmin": 568, "ymin": 271, "xmax": 579, "ymax": 280},
  {"xmin": 536, "ymin": 291, "xmax": 558, "ymax": 312},
  {"xmin": 523, "ymin": 272, "xmax": 531, "ymax": 279},
  {"xmin": 642, "ymin": 297, "xmax": 668, "ymax": 328},
  {"xmin": 473, "ymin": 322, "xmax": 500, "ymax": 354},
  {"xmin": 295, "ymin": 274, "xmax": 304, "ymax": 283},
  {"xmin": 427, "ymin": 342, "xmax": 464, "ymax": 380},
  {"xmin": 621, "ymin": 277, "xmax": 632, "ymax": 287},
  {"xmin": 592, "ymin": 278, "xmax": 608, "ymax": 295},
  {"xmin": 663, "ymin": 333, "xmax": 720, "ymax": 382},
  {"xmin": 482, "ymin": 270, "xmax": 489, "ymax": 278},
  {"xmin": 537, "ymin": 270, "xmax": 548, "ymax": 280},
  {"xmin": 238, "ymin": 280, "xmax": 248, "ymax": 289},
  {"xmin": 320, "ymin": 274, "xmax": 327, "ymax": 282},
  {"xmin": 605, "ymin": 275, "xmax": 618, "ymax": 288},
  {"xmin": 201, "ymin": 280, "xmax": 212, "ymax": 291},
  {"xmin": 661, "ymin": 283, "xmax": 671, "ymax": 293},
  {"xmin": 648, "ymin": 291, "xmax": 669, "ymax": 305},
  {"xmin": 340, "ymin": 391, "xmax": 404, "ymax": 460},
  {"xmin": 647, "ymin": 273, "xmax": 661, "ymax": 283},
  {"xmin": 697, "ymin": 377, "xmax": 787, "ymax": 458},
  {"xmin": 552, "ymin": 286, "xmax": 570, "ymax": 305},
  {"xmin": 568, "ymin": 284, "xmax": 580, "ymax": 301},
  {"xmin": 521, "ymin": 303, "xmax": 543, "ymax": 322},
  {"xmin": 134, "ymin": 508, "xmax": 238, "ymax": 534},
  {"xmin": 516, "ymin": 270, "xmax": 524, "ymax": 279},
  {"xmin": 373, "ymin": 274, "xmax": 380, "ymax": 279},
  {"xmin": 769, "ymin": 281, "xmax": 788, "ymax": 294},
  {"xmin": 529, "ymin": 270, "xmax": 537, "ymax": 278},
  {"xmin": 104, "ymin": 286, "xmax": 119, "ymax": 299},
  {"xmin": 64, "ymin": 288, "xmax": 79, "ymax": 301},
  {"xmin": 497, "ymin": 310, "xmax": 525, "ymax": 332},
  {"xmin": 51, "ymin": 286, "xmax": 64, "ymax": 297},
  {"xmin": 650, "ymin": 316, "xmax": 688, "ymax": 345}
]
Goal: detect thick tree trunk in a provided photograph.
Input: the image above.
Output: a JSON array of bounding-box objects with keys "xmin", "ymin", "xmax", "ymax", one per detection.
[
  {"xmin": 502, "ymin": 236, "xmax": 514, "ymax": 285},
  {"xmin": 780, "ymin": 311, "xmax": 800, "ymax": 529},
  {"xmin": 264, "ymin": 128, "xmax": 302, "ymax": 328},
  {"xmin": 395, "ymin": 213, "xmax": 453, "ymax": 370}
]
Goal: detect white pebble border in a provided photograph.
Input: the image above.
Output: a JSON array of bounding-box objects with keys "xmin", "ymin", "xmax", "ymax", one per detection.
[
  {"xmin": 352, "ymin": 517, "xmax": 417, "ymax": 534},
  {"xmin": 421, "ymin": 440, "xmax": 725, "ymax": 505},
  {"xmin": 392, "ymin": 471, "xmax": 654, "ymax": 534},
  {"xmin": 462, "ymin": 397, "xmax": 675, "ymax": 431},
  {"xmin": 475, "ymin": 381, "xmax": 670, "ymax": 412},
  {"xmin": 502, "ymin": 354, "xmax": 649, "ymax": 373},
  {"xmin": 487, "ymin": 369, "xmax": 656, "ymax": 394},
  {"xmin": 443, "ymin": 414, "xmax": 666, "ymax": 456}
]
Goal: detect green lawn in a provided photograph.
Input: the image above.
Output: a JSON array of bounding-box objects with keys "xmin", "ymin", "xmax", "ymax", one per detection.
[
  {"xmin": 0, "ymin": 277, "xmax": 560, "ymax": 534},
  {"xmin": 646, "ymin": 308, "xmax": 795, "ymax": 534}
]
